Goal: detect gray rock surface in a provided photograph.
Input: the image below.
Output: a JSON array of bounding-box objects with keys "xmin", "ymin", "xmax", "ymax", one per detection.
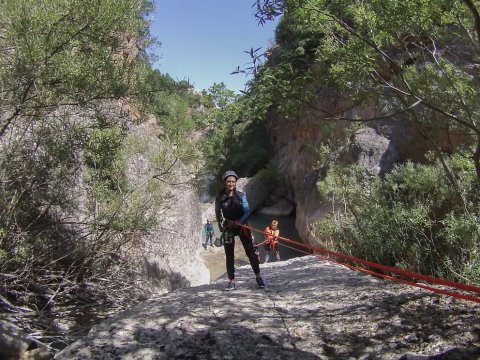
[
  {"xmin": 123, "ymin": 118, "xmax": 210, "ymax": 293},
  {"xmin": 0, "ymin": 321, "xmax": 30, "ymax": 359},
  {"xmin": 55, "ymin": 256, "xmax": 480, "ymax": 360},
  {"xmin": 237, "ymin": 176, "xmax": 273, "ymax": 213},
  {"xmin": 267, "ymin": 87, "xmax": 473, "ymax": 243},
  {"xmin": 258, "ymin": 198, "xmax": 294, "ymax": 216}
]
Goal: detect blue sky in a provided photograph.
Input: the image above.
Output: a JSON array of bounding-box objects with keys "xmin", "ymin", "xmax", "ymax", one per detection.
[{"xmin": 150, "ymin": 1, "xmax": 278, "ymax": 93}]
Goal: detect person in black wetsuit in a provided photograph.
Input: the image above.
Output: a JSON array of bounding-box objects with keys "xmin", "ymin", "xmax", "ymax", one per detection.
[{"xmin": 215, "ymin": 170, "xmax": 265, "ymax": 291}]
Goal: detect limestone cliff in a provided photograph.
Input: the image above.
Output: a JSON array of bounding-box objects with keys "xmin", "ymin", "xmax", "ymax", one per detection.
[
  {"xmin": 267, "ymin": 93, "xmax": 470, "ymax": 244},
  {"xmin": 124, "ymin": 117, "xmax": 210, "ymax": 293},
  {"xmin": 0, "ymin": 100, "xmax": 211, "ymax": 359},
  {"xmin": 1, "ymin": 101, "xmax": 209, "ymax": 295},
  {"xmin": 63, "ymin": 104, "xmax": 210, "ymax": 293}
]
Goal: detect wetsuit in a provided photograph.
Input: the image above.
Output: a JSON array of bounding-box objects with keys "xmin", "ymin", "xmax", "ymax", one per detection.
[{"xmin": 215, "ymin": 189, "xmax": 260, "ymax": 281}]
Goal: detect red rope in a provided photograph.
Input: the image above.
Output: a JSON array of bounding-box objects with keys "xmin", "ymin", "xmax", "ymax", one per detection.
[
  {"xmin": 278, "ymin": 242, "xmax": 480, "ymax": 303},
  {"xmin": 239, "ymin": 223, "xmax": 480, "ymax": 303},
  {"xmin": 254, "ymin": 240, "xmax": 268, "ymax": 247}
]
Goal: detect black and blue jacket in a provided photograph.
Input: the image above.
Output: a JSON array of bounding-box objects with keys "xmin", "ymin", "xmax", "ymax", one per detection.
[{"xmin": 215, "ymin": 189, "xmax": 250, "ymax": 226}]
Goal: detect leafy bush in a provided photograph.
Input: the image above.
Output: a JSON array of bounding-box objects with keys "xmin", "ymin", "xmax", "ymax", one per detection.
[
  {"xmin": 0, "ymin": 0, "xmax": 178, "ymax": 350},
  {"xmin": 257, "ymin": 162, "xmax": 283, "ymax": 190},
  {"xmin": 315, "ymin": 154, "xmax": 480, "ymax": 284},
  {"xmin": 199, "ymin": 83, "xmax": 266, "ymax": 173}
]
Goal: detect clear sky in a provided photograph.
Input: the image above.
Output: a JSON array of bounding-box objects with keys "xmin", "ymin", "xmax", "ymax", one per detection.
[{"xmin": 150, "ymin": 1, "xmax": 278, "ymax": 93}]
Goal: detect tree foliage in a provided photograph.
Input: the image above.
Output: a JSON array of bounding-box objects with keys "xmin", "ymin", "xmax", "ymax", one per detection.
[
  {"xmin": 0, "ymin": 0, "xmax": 187, "ymax": 352},
  {"xmin": 315, "ymin": 155, "xmax": 480, "ymax": 284},
  {"xmin": 0, "ymin": 0, "xmax": 155, "ymax": 136},
  {"xmin": 199, "ymin": 82, "xmax": 272, "ymax": 186},
  {"xmin": 252, "ymin": 0, "xmax": 480, "ymax": 178},
  {"xmin": 250, "ymin": 0, "xmax": 480, "ymax": 284}
]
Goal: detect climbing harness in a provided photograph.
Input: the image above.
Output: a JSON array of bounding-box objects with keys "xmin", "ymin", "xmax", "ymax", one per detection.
[{"xmin": 214, "ymin": 229, "xmax": 235, "ymax": 247}]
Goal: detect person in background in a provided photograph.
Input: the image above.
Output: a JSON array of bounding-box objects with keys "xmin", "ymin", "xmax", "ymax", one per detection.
[
  {"xmin": 264, "ymin": 220, "xmax": 280, "ymax": 263},
  {"xmin": 203, "ymin": 219, "xmax": 215, "ymax": 247},
  {"xmin": 215, "ymin": 170, "xmax": 265, "ymax": 291}
]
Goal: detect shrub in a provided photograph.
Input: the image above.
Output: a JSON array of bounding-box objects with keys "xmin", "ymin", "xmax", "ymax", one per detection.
[{"xmin": 315, "ymin": 153, "xmax": 480, "ymax": 285}]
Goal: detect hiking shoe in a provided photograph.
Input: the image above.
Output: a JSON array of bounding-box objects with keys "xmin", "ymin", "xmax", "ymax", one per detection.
[
  {"xmin": 256, "ymin": 277, "xmax": 265, "ymax": 288},
  {"xmin": 225, "ymin": 282, "xmax": 236, "ymax": 291}
]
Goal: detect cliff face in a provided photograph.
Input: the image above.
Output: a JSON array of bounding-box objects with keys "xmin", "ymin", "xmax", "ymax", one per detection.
[
  {"xmin": 267, "ymin": 93, "xmax": 469, "ymax": 243},
  {"xmin": 67, "ymin": 105, "xmax": 210, "ymax": 293},
  {"xmin": 125, "ymin": 117, "xmax": 210, "ymax": 293},
  {"xmin": 2, "ymin": 101, "xmax": 210, "ymax": 294}
]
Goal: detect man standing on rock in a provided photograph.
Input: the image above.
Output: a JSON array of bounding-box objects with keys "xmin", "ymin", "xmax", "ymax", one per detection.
[
  {"xmin": 215, "ymin": 170, "xmax": 265, "ymax": 291},
  {"xmin": 203, "ymin": 219, "xmax": 215, "ymax": 248}
]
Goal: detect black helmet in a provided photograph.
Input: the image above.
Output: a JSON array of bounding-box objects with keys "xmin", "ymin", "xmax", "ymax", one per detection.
[{"xmin": 222, "ymin": 170, "xmax": 238, "ymax": 181}]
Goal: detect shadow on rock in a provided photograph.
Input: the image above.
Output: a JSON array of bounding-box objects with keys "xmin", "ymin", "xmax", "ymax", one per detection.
[{"xmin": 55, "ymin": 256, "xmax": 480, "ymax": 360}]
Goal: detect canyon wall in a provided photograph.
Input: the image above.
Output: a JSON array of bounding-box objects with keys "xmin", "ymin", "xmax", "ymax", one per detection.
[{"xmin": 267, "ymin": 93, "xmax": 468, "ymax": 244}]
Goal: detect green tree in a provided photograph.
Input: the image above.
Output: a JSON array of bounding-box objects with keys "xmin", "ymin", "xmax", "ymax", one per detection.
[
  {"xmin": 316, "ymin": 155, "xmax": 480, "ymax": 284},
  {"xmin": 200, "ymin": 83, "xmax": 271, "ymax": 184},
  {"xmin": 0, "ymin": 0, "xmax": 163, "ymax": 350},
  {"xmin": 0, "ymin": 0, "xmax": 154, "ymax": 137},
  {"xmin": 250, "ymin": 0, "xmax": 480, "ymax": 283},
  {"xmin": 203, "ymin": 82, "xmax": 239, "ymax": 110},
  {"xmin": 252, "ymin": 0, "xmax": 480, "ymax": 182}
]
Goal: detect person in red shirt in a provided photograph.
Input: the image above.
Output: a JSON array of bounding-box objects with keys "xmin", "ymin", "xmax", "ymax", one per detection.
[{"xmin": 264, "ymin": 220, "xmax": 280, "ymax": 262}]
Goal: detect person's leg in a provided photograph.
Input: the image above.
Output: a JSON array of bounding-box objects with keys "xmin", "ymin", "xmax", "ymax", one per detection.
[
  {"xmin": 264, "ymin": 244, "xmax": 271, "ymax": 263},
  {"xmin": 254, "ymin": 244, "xmax": 260, "ymax": 264},
  {"xmin": 273, "ymin": 244, "xmax": 280, "ymax": 260},
  {"xmin": 224, "ymin": 238, "xmax": 235, "ymax": 281},
  {"xmin": 239, "ymin": 233, "xmax": 260, "ymax": 275},
  {"xmin": 240, "ymin": 233, "xmax": 265, "ymax": 288}
]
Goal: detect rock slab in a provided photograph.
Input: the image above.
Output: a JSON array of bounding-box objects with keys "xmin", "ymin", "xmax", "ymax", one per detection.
[{"xmin": 55, "ymin": 256, "xmax": 480, "ymax": 360}]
